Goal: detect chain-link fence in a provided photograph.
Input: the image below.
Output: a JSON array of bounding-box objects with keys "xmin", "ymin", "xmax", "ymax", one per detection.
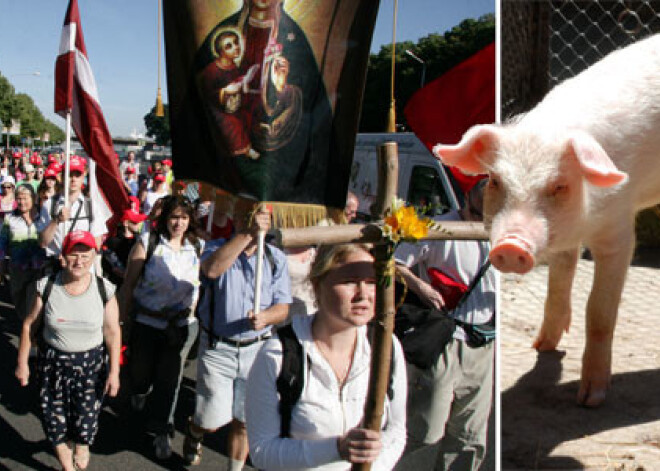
[
  {"xmin": 502, "ymin": 0, "xmax": 660, "ymax": 119},
  {"xmin": 502, "ymin": 0, "xmax": 660, "ymax": 245}
]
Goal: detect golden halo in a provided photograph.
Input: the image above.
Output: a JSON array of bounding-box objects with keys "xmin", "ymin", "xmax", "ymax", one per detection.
[{"xmin": 210, "ymin": 26, "xmax": 245, "ymax": 63}]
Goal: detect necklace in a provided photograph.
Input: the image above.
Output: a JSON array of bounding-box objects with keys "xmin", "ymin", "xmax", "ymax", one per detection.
[{"xmin": 314, "ymin": 338, "xmax": 355, "ymax": 386}]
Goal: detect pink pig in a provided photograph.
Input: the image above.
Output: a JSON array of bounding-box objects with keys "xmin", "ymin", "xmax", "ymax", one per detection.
[{"xmin": 433, "ymin": 34, "xmax": 660, "ymax": 407}]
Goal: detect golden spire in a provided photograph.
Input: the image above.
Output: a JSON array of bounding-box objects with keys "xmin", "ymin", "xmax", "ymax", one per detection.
[
  {"xmin": 155, "ymin": 0, "xmax": 165, "ymax": 117},
  {"xmin": 387, "ymin": 0, "xmax": 398, "ymax": 133}
]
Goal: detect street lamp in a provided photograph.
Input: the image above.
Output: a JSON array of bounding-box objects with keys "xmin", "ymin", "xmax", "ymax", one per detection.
[{"xmin": 405, "ymin": 49, "xmax": 426, "ymax": 89}]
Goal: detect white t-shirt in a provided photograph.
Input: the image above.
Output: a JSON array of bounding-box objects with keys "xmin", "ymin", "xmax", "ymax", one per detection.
[
  {"xmin": 36, "ymin": 194, "xmax": 108, "ymax": 257},
  {"xmin": 143, "ymin": 189, "xmax": 169, "ymax": 216}
]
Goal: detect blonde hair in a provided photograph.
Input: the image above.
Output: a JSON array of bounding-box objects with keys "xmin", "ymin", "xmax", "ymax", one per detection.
[{"xmin": 308, "ymin": 243, "xmax": 374, "ymax": 297}]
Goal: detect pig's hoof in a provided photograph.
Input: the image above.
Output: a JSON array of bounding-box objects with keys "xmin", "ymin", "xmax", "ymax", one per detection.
[
  {"xmin": 532, "ymin": 331, "xmax": 562, "ymax": 351},
  {"xmin": 577, "ymin": 383, "xmax": 608, "ymax": 407}
]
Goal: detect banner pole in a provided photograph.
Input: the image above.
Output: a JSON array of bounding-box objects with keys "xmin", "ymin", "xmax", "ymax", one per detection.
[
  {"xmin": 206, "ymin": 202, "xmax": 215, "ymax": 233},
  {"xmin": 63, "ymin": 110, "xmax": 72, "ymax": 232},
  {"xmin": 253, "ymin": 230, "xmax": 266, "ymax": 316}
]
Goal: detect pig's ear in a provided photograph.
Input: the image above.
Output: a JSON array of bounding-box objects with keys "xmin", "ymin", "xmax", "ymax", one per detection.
[
  {"xmin": 565, "ymin": 132, "xmax": 628, "ymax": 187},
  {"xmin": 432, "ymin": 125, "xmax": 501, "ymax": 174}
]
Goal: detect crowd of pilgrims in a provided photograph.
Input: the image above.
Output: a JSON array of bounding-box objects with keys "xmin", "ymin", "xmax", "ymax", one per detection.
[{"xmin": 4, "ymin": 147, "xmax": 406, "ymax": 471}]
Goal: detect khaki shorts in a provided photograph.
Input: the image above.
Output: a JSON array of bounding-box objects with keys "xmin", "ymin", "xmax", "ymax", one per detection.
[{"xmin": 193, "ymin": 331, "xmax": 264, "ymax": 429}]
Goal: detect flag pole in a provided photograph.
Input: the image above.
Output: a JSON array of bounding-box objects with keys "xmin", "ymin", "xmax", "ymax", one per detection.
[
  {"xmin": 386, "ymin": 0, "xmax": 398, "ymax": 133},
  {"xmin": 63, "ymin": 110, "xmax": 72, "ymax": 215}
]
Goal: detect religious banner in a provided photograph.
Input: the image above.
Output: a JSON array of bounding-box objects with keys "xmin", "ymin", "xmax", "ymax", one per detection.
[{"xmin": 163, "ymin": 0, "xmax": 380, "ymax": 224}]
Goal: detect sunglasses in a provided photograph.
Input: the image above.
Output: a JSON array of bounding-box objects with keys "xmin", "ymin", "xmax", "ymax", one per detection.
[{"xmin": 2, "ymin": 185, "xmax": 13, "ymax": 189}]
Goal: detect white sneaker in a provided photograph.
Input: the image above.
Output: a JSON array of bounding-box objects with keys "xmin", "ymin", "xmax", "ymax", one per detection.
[
  {"xmin": 130, "ymin": 393, "xmax": 148, "ymax": 411},
  {"xmin": 153, "ymin": 433, "xmax": 172, "ymax": 460}
]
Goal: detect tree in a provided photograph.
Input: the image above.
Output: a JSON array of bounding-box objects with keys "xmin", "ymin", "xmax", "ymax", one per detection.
[
  {"xmin": 144, "ymin": 104, "xmax": 170, "ymax": 145},
  {"xmin": 0, "ymin": 71, "xmax": 65, "ymax": 145},
  {"xmin": 359, "ymin": 14, "xmax": 495, "ymax": 132}
]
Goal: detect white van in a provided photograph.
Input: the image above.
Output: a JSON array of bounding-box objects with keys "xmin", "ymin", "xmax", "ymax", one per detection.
[{"xmin": 348, "ymin": 133, "xmax": 463, "ymax": 220}]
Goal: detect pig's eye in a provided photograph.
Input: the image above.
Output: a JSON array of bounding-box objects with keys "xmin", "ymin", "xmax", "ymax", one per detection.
[{"xmin": 551, "ymin": 184, "xmax": 568, "ymax": 197}]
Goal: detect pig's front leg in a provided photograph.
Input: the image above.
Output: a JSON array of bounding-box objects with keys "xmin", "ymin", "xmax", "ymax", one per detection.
[
  {"xmin": 578, "ymin": 229, "xmax": 635, "ymax": 407},
  {"xmin": 534, "ymin": 248, "xmax": 579, "ymax": 351}
]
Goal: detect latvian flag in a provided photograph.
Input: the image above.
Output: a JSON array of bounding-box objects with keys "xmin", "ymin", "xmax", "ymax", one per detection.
[{"xmin": 55, "ymin": 0, "xmax": 129, "ymax": 229}]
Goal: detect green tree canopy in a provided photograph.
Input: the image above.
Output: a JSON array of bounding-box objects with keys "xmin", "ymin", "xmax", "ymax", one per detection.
[
  {"xmin": 0, "ymin": 72, "xmax": 65, "ymax": 145},
  {"xmin": 359, "ymin": 14, "xmax": 495, "ymax": 132},
  {"xmin": 144, "ymin": 104, "xmax": 170, "ymax": 146}
]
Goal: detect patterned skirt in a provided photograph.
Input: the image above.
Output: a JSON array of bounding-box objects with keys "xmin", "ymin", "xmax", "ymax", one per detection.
[{"xmin": 38, "ymin": 343, "xmax": 107, "ymax": 446}]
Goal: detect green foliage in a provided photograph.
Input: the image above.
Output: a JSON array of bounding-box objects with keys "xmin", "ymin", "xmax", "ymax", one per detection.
[
  {"xmin": 0, "ymin": 71, "xmax": 65, "ymax": 145},
  {"xmin": 360, "ymin": 14, "xmax": 495, "ymax": 132},
  {"xmin": 144, "ymin": 104, "xmax": 171, "ymax": 146}
]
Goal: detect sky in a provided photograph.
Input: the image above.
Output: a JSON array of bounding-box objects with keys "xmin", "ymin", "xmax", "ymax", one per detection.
[{"xmin": 0, "ymin": 0, "xmax": 494, "ymax": 138}]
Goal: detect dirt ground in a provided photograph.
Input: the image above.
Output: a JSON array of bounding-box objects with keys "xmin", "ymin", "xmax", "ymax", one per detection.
[{"xmin": 500, "ymin": 247, "xmax": 660, "ymax": 470}]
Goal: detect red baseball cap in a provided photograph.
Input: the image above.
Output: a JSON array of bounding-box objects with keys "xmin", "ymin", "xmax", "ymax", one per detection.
[
  {"xmin": 122, "ymin": 196, "xmax": 147, "ymax": 224},
  {"xmin": 47, "ymin": 162, "xmax": 63, "ymax": 174},
  {"xmin": 12, "ymin": 152, "xmax": 21, "ymax": 160},
  {"xmin": 69, "ymin": 155, "xmax": 86, "ymax": 173},
  {"xmin": 44, "ymin": 167, "xmax": 58, "ymax": 179},
  {"xmin": 153, "ymin": 172, "xmax": 166, "ymax": 183},
  {"xmin": 161, "ymin": 159, "xmax": 172, "ymax": 167},
  {"xmin": 48, "ymin": 154, "xmax": 58, "ymax": 164},
  {"xmin": 30, "ymin": 154, "xmax": 42, "ymax": 166},
  {"xmin": 62, "ymin": 230, "xmax": 97, "ymax": 255}
]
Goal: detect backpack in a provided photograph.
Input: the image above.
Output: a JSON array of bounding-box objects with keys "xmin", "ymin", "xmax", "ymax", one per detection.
[{"xmin": 275, "ymin": 323, "xmax": 394, "ymax": 438}]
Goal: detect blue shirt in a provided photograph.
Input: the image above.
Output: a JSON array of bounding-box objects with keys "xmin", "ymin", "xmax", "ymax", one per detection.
[{"xmin": 198, "ymin": 239, "xmax": 292, "ymax": 340}]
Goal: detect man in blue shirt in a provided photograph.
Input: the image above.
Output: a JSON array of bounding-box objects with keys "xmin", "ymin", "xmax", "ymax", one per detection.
[{"xmin": 184, "ymin": 202, "xmax": 291, "ymax": 469}]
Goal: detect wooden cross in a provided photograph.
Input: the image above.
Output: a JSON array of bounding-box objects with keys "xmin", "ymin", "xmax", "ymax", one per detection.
[{"xmin": 275, "ymin": 141, "xmax": 488, "ymax": 471}]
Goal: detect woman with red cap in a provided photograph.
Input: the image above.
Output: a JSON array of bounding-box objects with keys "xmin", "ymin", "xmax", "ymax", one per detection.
[{"xmin": 15, "ymin": 230, "xmax": 121, "ymax": 471}]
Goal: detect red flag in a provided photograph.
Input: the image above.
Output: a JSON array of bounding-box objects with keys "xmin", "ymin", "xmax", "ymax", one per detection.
[
  {"xmin": 55, "ymin": 0, "xmax": 129, "ymax": 228},
  {"xmin": 404, "ymin": 42, "xmax": 495, "ymax": 194}
]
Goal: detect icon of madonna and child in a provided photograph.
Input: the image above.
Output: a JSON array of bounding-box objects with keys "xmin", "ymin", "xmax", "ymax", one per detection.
[{"xmin": 197, "ymin": 0, "xmax": 331, "ymax": 168}]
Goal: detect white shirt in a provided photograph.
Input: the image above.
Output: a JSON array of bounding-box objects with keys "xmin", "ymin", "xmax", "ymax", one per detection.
[
  {"xmin": 246, "ymin": 314, "xmax": 407, "ymax": 471},
  {"xmin": 132, "ymin": 232, "xmax": 204, "ymax": 329},
  {"xmin": 143, "ymin": 189, "xmax": 169, "ymax": 216},
  {"xmin": 36, "ymin": 194, "xmax": 108, "ymax": 257}
]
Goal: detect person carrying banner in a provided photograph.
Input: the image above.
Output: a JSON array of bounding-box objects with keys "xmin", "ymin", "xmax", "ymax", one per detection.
[
  {"xmin": 393, "ymin": 180, "xmax": 497, "ymax": 471},
  {"xmin": 183, "ymin": 201, "xmax": 291, "ymax": 469},
  {"xmin": 36, "ymin": 155, "xmax": 107, "ymax": 268}
]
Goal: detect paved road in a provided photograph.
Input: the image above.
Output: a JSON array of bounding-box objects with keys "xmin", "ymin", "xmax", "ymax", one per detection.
[
  {"xmin": 0, "ymin": 280, "xmax": 496, "ymax": 471},
  {"xmin": 0, "ymin": 280, "xmax": 251, "ymax": 471}
]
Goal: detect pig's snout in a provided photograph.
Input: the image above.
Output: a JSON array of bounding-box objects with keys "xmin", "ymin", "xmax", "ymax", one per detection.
[{"xmin": 490, "ymin": 235, "xmax": 536, "ymax": 274}]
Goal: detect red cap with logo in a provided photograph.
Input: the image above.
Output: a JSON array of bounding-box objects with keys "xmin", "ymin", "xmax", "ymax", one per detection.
[
  {"xmin": 68, "ymin": 155, "xmax": 87, "ymax": 173},
  {"xmin": 62, "ymin": 230, "xmax": 97, "ymax": 255}
]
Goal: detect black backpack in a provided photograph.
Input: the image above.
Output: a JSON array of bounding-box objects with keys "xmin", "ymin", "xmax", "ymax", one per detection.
[{"xmin": 276, "ymin": 323, "xmax": 394, "ymax": 438}]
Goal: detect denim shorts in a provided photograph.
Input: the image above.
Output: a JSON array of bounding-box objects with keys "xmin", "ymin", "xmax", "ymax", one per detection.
[{"xmin": 193, "ymin": 331, "xmax": 265, "ymax": 429}]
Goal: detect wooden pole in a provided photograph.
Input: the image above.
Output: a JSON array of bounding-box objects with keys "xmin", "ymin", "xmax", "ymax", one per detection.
[
  {"xmin": 353, "ymin": 142, "xmax": 398, "ymax": 471},
  {"xmin": 371, "ymin": 141, "xmax": 399, "ymax": 220},
  {"xmin": 275, "ymin": 221, "xmax": 488, "ymax": 248}
]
